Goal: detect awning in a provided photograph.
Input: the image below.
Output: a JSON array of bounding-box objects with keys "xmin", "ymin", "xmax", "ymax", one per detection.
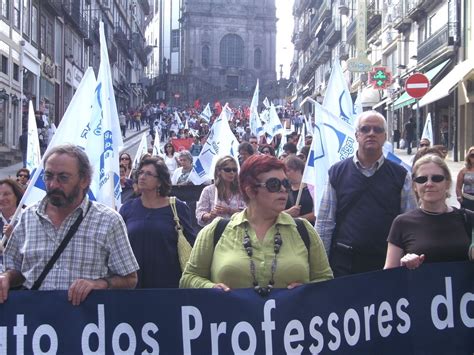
[
  {"xmin": 372, "ymin": 97, "xmax": 391, "ymax": 109},
  {"xmin": 418, "ymin": 59, "xmax": 474, "ymax": 108},
  {"xmin": 392, "ymin": 59, "xmax": 451, "ymax": 110}
]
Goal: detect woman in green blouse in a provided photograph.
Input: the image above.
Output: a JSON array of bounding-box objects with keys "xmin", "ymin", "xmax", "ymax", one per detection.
[{"xmin": 180, "ymin": 155, "xmax": 333, "ymax": 295}]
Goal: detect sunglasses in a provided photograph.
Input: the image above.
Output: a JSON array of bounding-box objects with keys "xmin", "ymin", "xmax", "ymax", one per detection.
[
  {"xmin": 359, "ymin": 125, "xmax": 385, "ymax": 134},
  {"xmin": 255, "ymin": 177, "xmax": 291, "ymax": 192},
  {"xmin": 413, "ymin": 174, "xmax": 446, "ymax": 184},
  {"xmin": 222, "ymin": 167, "xmax": 238, "ymax": 173},
  {"xmin": 419, "ymin": 144, "xmax": 429, "ymax": 148},
  {"xmin": 120, "ymin": 157, "xmax": 130, "ymax": 161},
  {"xmin": 17, "ymin": 174, "xmax": 28, "ymax": 178}
]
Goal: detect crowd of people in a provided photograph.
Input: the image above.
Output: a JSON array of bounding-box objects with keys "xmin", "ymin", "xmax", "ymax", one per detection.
[{"xmin": 0, "ymin": 107, "xmax": 472, "ymax": 306}]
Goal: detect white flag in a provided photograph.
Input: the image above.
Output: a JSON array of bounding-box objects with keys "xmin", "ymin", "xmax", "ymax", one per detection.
[
  {"xmin": 302, "ymin": 113, "xmax": 332, "ymax": 213},
  {"xmin": 249, "ymin": 79, "xmax": 264, "ymax": 137},
  {"xmin": 189, "ymin": 104, "xmax": 240, "ymax": 185},
  {"xmin": 264, "ymin": 103, "xmax": 284, "ymax": 144},
  {"xmin": 263, "ymin": 97, "xmax": 270, "ymax": 108},
  {"xmin": 199, "ymin": 103, "xmax": 212, "ymax": 123},
  {"xmin": 296, "ymin": 121, "xmax": 306, "ymax": 153},
  {"xmin": 275, "ymin": 130, "xmax": 287, "ymax": 158},
  {"xmin": 174, "ymin": 111, "xmax": 183, "ymax": 127},
  {"xmin": 304, "ymin": 114, "xmax": 313, "ymax": 135},
  {"xmin": 26, "ymin": 101, "xmax": 41, "ymax": 173},
  {"xmin": 421, "ymin": 113, "xmax": 433, "ymax": 143},
  {"xmin": 20, "ymin": 68, "xmax": 97, "ymax": 208},
  {"xmin": 301, "ymin": 98, "xmax": 357, "ymax": 212},
  {"xmin": 152, "ymin": 128, "xmax": 164, "ymax": 157},
  {"xmin": 86, "ymin": 21, "xmax": 124, "ymax": 209},
  {"xmin": 131, "ymin": 133, "xmax": 149, "ymax": 174},
  {"xmin": 323, "ymin": 59, "xmax": 357, "ymax": 125}
]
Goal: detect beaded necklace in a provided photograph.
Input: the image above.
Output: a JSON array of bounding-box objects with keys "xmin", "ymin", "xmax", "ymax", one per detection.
[{"xmin": 243, "ymin": 224, "xmax": 282, "ymax": 297}]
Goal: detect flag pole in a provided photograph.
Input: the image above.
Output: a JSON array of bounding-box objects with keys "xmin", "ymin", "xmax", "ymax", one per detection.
[{"xmin": 295, "ymin": 181, "xmax": 304, "ymax": 207}]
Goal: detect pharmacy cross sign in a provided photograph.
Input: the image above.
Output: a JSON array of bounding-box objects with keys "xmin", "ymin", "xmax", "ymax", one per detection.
[
  {"xmin": 405, "ymin": 73, "xmax": 430, "ymax": 99},
  {"xmin": 369, "ymin": 67, "xmax": 392, "ymax": 89}
]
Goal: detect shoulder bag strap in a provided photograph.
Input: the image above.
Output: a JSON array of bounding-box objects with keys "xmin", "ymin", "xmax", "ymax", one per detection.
[
  {"xmin": 169, "ymin": 196, "xmax": 182, "ymax": 230},
  {"xmin": 31, "ymin": 201, "xmax": 92, "ymax": 290}
]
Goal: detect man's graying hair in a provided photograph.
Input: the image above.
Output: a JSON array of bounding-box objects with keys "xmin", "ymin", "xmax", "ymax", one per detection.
[
  {"xmin": 43, "ymin": 144, "xmax": 93, "ymax": 183},
  {"xmin": 355, "ymin": 110, "xmax": 388, "ymax": 133}
]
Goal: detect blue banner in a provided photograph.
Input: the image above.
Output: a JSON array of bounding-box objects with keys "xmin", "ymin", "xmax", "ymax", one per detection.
[{"xmin": 0, "ymin": 262, "xmax": 473, "ymax": 354}]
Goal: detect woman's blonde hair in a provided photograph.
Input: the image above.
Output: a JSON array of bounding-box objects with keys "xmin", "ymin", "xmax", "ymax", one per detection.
[{"xmin": 464, "ymin": 146, "xmax": 474, "ymax": 169}]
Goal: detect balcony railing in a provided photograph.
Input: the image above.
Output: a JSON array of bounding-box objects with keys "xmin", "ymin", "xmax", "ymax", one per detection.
[
  {"xmin": 62, "ymin": 2, "xmax": 88, "ymax": 38},
  {"xmin": 316, "ymin": 0, "xmax": 331, "ymax": 26},
  {"xmin": 325, "ymin": 18, "xmax": 341, "ymax": 46},
  {"xmin": 315, "ymin": 44, "xmax": 331, "ymax": 64},
  {"xmin": 367, "ymin": 0, "xmax": 381, "ymax": 31},
  {"xmin": 417, "ymin": 24, "xmax": 453, "ymax": 63},
  {"xmin": 347, "ymin": 17, "xmax": 357, "ymax": 44}
]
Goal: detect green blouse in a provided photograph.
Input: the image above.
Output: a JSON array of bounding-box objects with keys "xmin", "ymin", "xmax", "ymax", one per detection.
[{"xmin": 179, "ymin": 210, "xmax": 333, "ymax": 289}]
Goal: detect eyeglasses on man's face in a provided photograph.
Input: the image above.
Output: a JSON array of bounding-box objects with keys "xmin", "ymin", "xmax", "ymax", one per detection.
[
  {"xmin": 358, "ymin": 125, "xmax": 385, "ymax": 134},
  {"xmin": 17, "ymin": 174, "xmax": 28, "ymax": 178},
  {"xmin": 42, "ymin": 172, "xmax": 77, "ymax": 184}
]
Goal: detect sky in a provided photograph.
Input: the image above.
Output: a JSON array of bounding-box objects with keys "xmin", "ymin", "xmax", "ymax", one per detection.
[{"xmin": 276, "ymin": 0, "xmax": 295, "ymax": 79}]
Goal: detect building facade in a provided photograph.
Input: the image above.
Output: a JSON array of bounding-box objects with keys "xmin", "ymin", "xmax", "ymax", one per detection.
[
  {"xmin": 0, "ymin": 0, "xmax": 150, "ymax": 166},
  {"xmin": 291, "ymin": 0, "xmax": 472, "ymax": 160},
  {"xmin": 148, "ymin": 0, "xmax": 278, "ymax": 107}
]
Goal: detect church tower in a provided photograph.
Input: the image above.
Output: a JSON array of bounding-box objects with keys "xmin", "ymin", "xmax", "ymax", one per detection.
[{"xmin": 181, "ymin": 0, "xmax": 277, "ymax": 103}]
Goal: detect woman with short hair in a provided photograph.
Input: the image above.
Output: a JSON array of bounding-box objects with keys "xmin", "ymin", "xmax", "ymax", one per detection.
[
  {"xmin": 180, "ymin": 155, "xmax": 332, "ymax": 292},
  {"xmin": 385, "ymin": 155, "xmax": 473, "ymax": 269},
  {"xmin": 171, "ymin": 150, "xmax": 194, "ymax": 185},
  {"xmin": 120, "ymin": 157, "xmax": 196, "ymax": 288}
]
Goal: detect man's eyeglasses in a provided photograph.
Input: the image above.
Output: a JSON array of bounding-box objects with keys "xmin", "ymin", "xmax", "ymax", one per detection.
[
  {"xmin": 413, "ymin": 174, "xmax": 445, "ymax": 184},
  {"xmin": 137, "ymin": 170, "xmax": 159, "ymax": 178},
  {"xmin": 222, "ymin": 167, "xmax": 238, "ymax": 173},
  {"xmin": 255, "ymin": 178, "xmax": 291, "ymax": 192},
  {"xmin": 17, "ymin": 174, "xmax": 28, "ymax": 178},
  {"xmin": 419, "ymin": 144, "xmax": 429, "ymax": 148},
  {"xmin": 358, "ymin": 125, "xmax": 385, "ymax": 134},
  {"xmin": 42, "ymin": 172, "xmax": 76, "ymax": 184}
]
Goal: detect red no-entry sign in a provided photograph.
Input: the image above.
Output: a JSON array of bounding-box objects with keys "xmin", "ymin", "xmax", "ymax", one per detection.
[{"xmin": 405, "ymin": 73, "xmax": 430, "ymax": 99}]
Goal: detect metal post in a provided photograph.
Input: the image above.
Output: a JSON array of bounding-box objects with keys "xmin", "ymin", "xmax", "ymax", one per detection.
[{"xmin": 416, "ymin": 100, "xmax": 420, "ymax": 147}]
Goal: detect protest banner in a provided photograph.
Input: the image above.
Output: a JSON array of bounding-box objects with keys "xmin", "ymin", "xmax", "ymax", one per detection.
[{"xmin": 0, "ymin": 262, "xmax": 472, "ymax": 354}]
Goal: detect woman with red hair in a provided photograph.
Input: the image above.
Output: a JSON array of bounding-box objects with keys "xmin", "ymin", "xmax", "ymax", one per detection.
[{"xmin": 180, "ymin": 155, "xmax": 332, "ymax": 295}]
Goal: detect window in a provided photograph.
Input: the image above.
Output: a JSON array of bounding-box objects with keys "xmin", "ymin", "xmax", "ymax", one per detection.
[
  {"xmin": 13, "ymin": 63, "xmax": 18, "ymax": 81},
  {"xmin": 12, "ymin": 0, "xmax": 19, "ymax": 29},
  {"xmin": 22, "ymin": 0, "xmax": 30, "ymax": 37},
  {"xmin": 1, "ymin": 0, "xmax": 9, "ymax": 20},
  {"xmin": 219, "ymin": 34, "xmax": 244, "ymax": 67},
  {"xmin": 31, "ymin": 5, "xmax": 38, "ymax": 44},
  {"xmin": 201, "ymin": 45, "xmax": 210, "ymax": 68},
  {"xmin": 1, "ymin": 55, "xmax": 8, "ymax": 74},
  {"xmin": 46, "ymin": 20, "xmax": 54, "ymax": 57},
  {"xmin": 254, "ymin": 48, "xmax": 262, "ymax": 69},
  {"xmin": 40, "ymin": 15, "xmax": 46, "ymax": 53},
  {"xmin": 171, "ymin": 29, "xmax": 179, "ymax": 52}
]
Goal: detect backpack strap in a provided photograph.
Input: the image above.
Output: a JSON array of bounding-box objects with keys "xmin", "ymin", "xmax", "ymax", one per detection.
[
  {"xmin": 213, "ymin": 218, "xmax": 230, "ymax": 247},
  {"xmin": 460, "ymin": 208, "xmax": 472, "ymax": 239},
  {"xmin": 213, "ymin": 217, "xmax": 311, "ymax": 255},
  {"xmin": 294, "ymin": 218, "xmax": 310, "ymax": 254}
]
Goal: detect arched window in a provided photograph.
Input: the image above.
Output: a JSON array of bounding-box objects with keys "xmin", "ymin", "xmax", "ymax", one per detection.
[
  {"xmin": 254, "ymin": 48, "xmax": 262, "ymax": 69},
  {"xmin": 202, "ymin": 45, "xmax": 210, "ymax": 68},
  {"xmin": 219, "ymin": 34, "xmax": 244, "ymax": 67}
]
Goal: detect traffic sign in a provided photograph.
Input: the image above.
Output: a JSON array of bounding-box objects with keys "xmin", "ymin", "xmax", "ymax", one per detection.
[{"xmin": 405, "ymin": 73, "xmax": 430, "ymax": 99}]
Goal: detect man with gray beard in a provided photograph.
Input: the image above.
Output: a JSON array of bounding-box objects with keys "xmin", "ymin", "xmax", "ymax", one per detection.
[{"xmin": 0, "ymin": 144, "xmax": 138, "ymax": 305}]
